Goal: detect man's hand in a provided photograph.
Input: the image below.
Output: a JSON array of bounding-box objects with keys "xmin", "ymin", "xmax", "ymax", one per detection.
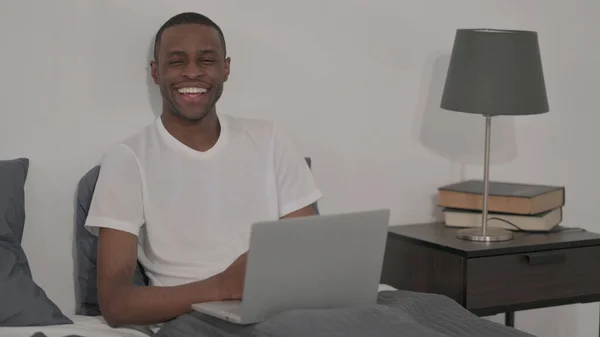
[
  {"xmin": 211, "ymin": 205, "xmax": 315, "ymax": 301},
  {"xmin": 216, "ymin": 252, "xmax": 248, "ymax": 300}
]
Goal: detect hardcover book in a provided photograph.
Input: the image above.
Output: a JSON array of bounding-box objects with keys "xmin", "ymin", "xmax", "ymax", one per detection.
[
  {"xmin": 438, "ymin": 180, "xmax": 565, "ymax": 215},
  {"xmin": 442, "ymin": 207, "xmax": 562, "ymax": 232}
]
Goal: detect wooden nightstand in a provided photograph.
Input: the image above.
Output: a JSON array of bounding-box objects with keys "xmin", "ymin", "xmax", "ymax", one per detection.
[{"xmin": 380, "ymin": 222, "xmax": 600, "ymax": 332}]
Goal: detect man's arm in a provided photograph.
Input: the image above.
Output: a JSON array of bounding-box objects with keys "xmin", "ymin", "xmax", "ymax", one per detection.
[
  {"xmin": 97, "ymin": 228, "xmax": 227, "ymax": 327},
  {"xmin": 272, "ymin": 125, "xmax": 323, "ymax": 218},
  {"xmin": 87, "ymin": 145, "xmax": 237, "ymax": 327},
  {"xmin": 281, "ymin": 205, "xmax": 315, "ymax": 219}
]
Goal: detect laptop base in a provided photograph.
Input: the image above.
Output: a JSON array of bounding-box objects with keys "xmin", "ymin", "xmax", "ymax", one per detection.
[{"xmin": 192, "ymin": 301, "xmax": 248, "ymax": 324}]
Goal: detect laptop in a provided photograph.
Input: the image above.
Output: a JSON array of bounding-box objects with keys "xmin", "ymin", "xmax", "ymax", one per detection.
[{"xmin": 191, "ymin": 208, "xmax": 390, "ymax": 324}]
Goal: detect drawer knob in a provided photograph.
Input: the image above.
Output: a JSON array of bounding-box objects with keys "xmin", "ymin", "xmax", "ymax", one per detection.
[{"xmin": 524, "ymin": 252, "xmax": 566, "ymax": 266}]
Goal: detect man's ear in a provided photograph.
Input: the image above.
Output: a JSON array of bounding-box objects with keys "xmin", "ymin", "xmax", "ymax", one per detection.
[
  {"xmin": 223, "ymin": 57, "xmax": 231, "ymax": 82},
  {"xmin": 150, "ymin": 60, "xmax": 159, "ymax": 85}
]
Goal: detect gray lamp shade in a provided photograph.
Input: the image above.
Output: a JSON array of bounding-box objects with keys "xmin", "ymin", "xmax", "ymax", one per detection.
[{"xmin": 440, "ymin": 29, "xmax": 549, "ymax": 116}]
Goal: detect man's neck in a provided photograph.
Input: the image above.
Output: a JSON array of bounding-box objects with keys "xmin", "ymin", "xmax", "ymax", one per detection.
[{"xmin": 161, "ymin": 111, "xmax": 221, "ymax": 152}]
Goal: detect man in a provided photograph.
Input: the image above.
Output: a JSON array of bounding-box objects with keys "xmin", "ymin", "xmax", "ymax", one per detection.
[{"xmin": 84, "ymin": 12, "xmax": 322, "ymax": 328}]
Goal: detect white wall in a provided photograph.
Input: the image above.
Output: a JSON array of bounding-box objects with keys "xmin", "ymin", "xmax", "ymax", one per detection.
[{"xmin": 1, "ymin": 0, "xmax": 598, "ymax": 336}]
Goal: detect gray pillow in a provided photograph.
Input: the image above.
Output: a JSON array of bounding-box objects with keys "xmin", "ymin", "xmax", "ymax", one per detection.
[
  {"xmin": 0, "ymin": 158, "xmax": 72, "ymax": 326},
  {"xmin": 0, "ymin": 158, "xmax": 27, "ymax": 243}
]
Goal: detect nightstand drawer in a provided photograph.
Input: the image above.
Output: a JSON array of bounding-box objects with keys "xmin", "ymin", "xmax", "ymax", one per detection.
[{"xmin": 465, "ymin": 246, "xmax": 600, "ymax": 310}]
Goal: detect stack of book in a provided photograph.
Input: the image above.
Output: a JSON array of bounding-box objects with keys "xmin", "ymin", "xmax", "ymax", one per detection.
[{"xmin": 438, "ymin": 180, "xmax": 565, "ymax": 232}]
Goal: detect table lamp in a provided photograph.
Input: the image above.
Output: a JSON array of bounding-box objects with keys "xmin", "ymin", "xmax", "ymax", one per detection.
[{"xmin": 440, "ymin": 29, "xmax": 549, "ymax": 242}]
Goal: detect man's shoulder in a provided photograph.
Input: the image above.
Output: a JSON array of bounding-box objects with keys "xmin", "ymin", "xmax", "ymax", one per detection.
[
  {"xmin": 222, "ymin": 114, "xmax": 284, "ymax": 150},
  {"xmin": 222, "ymin": 114, "xmax": 302, "ymax": 155},
  {"xmin": 101, "ymin": 121, "xmax": 157, "ymax": 162},
  {"xmin": 121, "ymin": 120, "xmax": 158, "ymax": 148},
  {"xmin": 223, "ymin": 114, "xmax": 277, "ymax": 136}
]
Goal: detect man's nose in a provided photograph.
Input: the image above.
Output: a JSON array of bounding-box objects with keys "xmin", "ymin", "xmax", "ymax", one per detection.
[{"xmin": 182, "ymin": 62, "xmax": 203, "ymax": 78}]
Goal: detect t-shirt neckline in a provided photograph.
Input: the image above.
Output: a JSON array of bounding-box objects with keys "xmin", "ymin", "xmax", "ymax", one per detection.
[{"xmin": 155, "ymin": 114, "xmax": 229, "ymax": 158}]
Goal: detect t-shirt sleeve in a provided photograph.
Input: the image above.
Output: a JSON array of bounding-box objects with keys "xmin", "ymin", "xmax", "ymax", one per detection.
[
  {"xmin": 272, "ymin": 125, "xmax": 324, "ymax": 217},
  {"xmin": 84, "ymin": 144, "xmax": 145, "ymax": 237}
]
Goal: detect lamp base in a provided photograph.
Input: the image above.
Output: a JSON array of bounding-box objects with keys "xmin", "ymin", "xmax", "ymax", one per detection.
[{"xmin": 456, "ymin": 227, "xmax": 514, "ymax": 242}]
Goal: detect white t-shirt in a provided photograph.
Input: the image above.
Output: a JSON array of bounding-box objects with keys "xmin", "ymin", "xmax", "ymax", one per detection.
[{"xmin": 84, "ymin": 114, "xmax": 323, "ymax": 287}]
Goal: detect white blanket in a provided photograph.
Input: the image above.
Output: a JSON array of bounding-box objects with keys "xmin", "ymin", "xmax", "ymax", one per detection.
[{"xmin": 0, "ymin": 316, "xmax": 149, "ymax": 337}]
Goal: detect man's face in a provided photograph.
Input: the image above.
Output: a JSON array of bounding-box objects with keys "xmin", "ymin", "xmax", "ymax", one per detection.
[{"xmin": 151, "ymin": 24, "xmax": 230, "ymax": 121}]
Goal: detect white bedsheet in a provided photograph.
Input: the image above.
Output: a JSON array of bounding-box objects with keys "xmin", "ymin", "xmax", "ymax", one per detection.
[
  {"xmin": 377, "ymin": 283, "xmax": 396, "ymax": 292},
  {"xmin": 0, "ymin": 284, "xmax": 398, "ymax": 337},
  {"xmin": 0, "ymin": 315, "xmax": 150, "ymax": 337}
]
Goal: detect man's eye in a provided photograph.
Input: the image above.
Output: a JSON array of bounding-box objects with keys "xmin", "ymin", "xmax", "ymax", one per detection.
[{"xmin": 169, "ymin": 60, "xmax": 183, "ymax": 65}]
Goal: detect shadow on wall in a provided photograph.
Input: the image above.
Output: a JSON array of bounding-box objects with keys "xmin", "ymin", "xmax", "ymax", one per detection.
[
  {"xmin": 146, "ymin": 39, "xmax": 163, "ymax": 119},
  {"xmin": 413, "ymin": 53, "xmax": 518, "ymax": 221}
]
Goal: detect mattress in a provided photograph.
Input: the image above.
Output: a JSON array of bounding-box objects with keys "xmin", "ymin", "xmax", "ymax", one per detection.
[{"xmin": 0, "ymin": 315, "xmax": 151, "ymax": 337}]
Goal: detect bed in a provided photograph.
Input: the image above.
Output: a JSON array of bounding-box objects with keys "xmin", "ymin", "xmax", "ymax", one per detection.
[
  {"xmin": 0, "ymin": 158, "xmax": 536, "ymax": 337},
  {"xmin": 0, "ymin": 315, "xmax": 151, "ymax": 337},
  {"xmin": 1, "ymin": 286, "xmax": 537, "ymax": 337}
]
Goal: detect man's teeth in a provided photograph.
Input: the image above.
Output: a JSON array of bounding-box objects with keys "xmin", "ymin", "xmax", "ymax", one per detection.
[{"xmin": 178, "ymin": 87, "xmax": 208, "ymax": 94}]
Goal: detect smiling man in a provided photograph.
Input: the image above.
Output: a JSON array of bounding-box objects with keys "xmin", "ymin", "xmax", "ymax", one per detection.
[{"xmin": 84, "ymin": 12, "xmax": 322, "ymax": 329}]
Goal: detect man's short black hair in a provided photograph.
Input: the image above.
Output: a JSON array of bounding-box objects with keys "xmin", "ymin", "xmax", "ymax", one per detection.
[{"xmin": 153, "ymin": 12, "xmax": 227, "ymax": 60}]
